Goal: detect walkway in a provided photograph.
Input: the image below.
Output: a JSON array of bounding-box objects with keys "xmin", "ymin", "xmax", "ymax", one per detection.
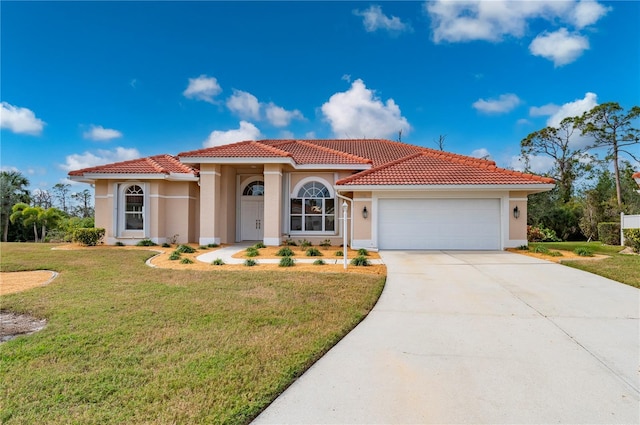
[{"xmin": 252, "ymin": 250, "xmax": 639, "ymax": 424}]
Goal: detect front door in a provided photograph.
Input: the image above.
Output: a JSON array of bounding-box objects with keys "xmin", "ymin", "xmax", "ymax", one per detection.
[{"xmin": 241, "ymin": 199, "xmax": 264, "ymax": 241}]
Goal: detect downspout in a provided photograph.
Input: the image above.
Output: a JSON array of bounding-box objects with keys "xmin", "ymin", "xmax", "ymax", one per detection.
[{"xmin": 336, "ymin": 192, "xmax": 353, "ymax": 248}]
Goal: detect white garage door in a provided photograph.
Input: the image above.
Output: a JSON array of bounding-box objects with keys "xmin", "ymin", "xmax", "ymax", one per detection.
[{"xmin": 378, "ymin": 198, "xmax": 501, "ymax": 250}]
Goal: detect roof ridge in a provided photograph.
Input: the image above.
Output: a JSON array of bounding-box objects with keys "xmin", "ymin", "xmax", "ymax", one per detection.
[
  {"xmin": 337, "ymin": 152, "xmax": 423, "ymax": 185},
  {"xmin": 296, "ymin": 140, "xmax": 372, "ymax": 164},
  {"xmin": 252, "ymin": 141, "xmax": 292, "ymax": 157},
  {"xmin": 420, "ymin": 146, "xmax": 497, "ymax": 167},
  {"xmin": 145, "ymin": 156, "xmax": 167, "ymax": 174}
]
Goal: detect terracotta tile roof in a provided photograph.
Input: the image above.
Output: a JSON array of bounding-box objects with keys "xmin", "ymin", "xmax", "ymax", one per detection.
[
  {"xmin": 178, "ymin": 141, "xmax": 291, "ymax": 158},
  {"xmin": 633, "ymin": 171, "xmax": 640, "ymax": 179},
  {"xmin": 68, "ymin": 154, "xmax": 198, "ymax": 176},
  {"xmin": 336, "ymin": 152, "xmax": 556, "ymax": 186},
  {"xmin": 268, "ymin": 140, "xmax": 372, "ymax": 165}
]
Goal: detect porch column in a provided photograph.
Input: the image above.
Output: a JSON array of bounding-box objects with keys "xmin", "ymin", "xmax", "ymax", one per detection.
[
  {"xmin": 263, "ymin": 164, "xmax": 282, "ymax": 246},
  {"xmin": 199, "ymin": 164, "xmax": 221, "ymax": 245}
]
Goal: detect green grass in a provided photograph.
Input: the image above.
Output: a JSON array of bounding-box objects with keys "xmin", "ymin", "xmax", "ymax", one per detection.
[
  {"xmin": 530, "ymin": 241, "xmax": 638, "ymax": 288},
  {"xmin": 0, "ymin": 243, "xmax": 385, "ymax": 424}
]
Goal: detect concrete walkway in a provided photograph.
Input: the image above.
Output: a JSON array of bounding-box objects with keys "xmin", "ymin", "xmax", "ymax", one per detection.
[
  {"xmin": 252, "ymin": 251, "xmax": 639, "ymax": 424},
  {"xmin": 196, "ymin": 243, "xmax": 384, "ymax": 265}
]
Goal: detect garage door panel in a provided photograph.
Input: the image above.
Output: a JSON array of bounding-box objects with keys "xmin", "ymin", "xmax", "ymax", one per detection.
[{"xmin": 378, "ymin": 199, "xmax": 500, "ymax": 250}]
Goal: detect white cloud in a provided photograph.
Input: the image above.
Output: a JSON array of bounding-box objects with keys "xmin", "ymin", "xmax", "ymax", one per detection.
[
  {"xmin": 510, "ymin": 154, "xmax": 556, "ymax": 173},
  {"xmin": 353, "ymin": 5, "xmax": 411, "ymax": 33},
  {"xmin": 529, "ymin": 103, "xmax": 560, "ymax": 117},
  {"xmin": 226, "ymin": 90, "xmax": 261, "ymax": 120},
  {"xmin": 471, "ymin": 148, "xmax": 492, "ymax": 159},
  {"xmin": 0, "ymin": 102, "xmax": 45, "ymax": 135},
  {"xmin": 529, "ymin": 28, "xmax": 589, "ymax": 66},
  {"xmin": 183, "ymin": 75, "xmax": 222, "ymax": 103},
  {"xmin": 265, "ymin": 103, "xmax": 304, "ymax": 127},
  {"xmin": 546, "ymin": 92, "xmax": 598, "ymax": 128},
  {"xmin": 203, "ymin": 121, "xmax": 263, "ymax": 147},
  {"xmin": 305, "ymin": 131, "xmax": 316, "ymax": 139},
  {"xmin": 517, "ymin": 118, "xmax": 532, "ymax": 126},
  {"xmin": 426, "ymin": 0, "xmax": 573, "ymax": 43},
  {"xmin": 279, "ymin": 130, "xmax": 295, "ymax": 139},
  {"xmin": 571, "ymin": 0, "xmax": 610, "ymax": 29},
  {"xmin": 83, "ymin": 125, "xmax": 123, "ymax": 141},
  {"xmin": 472, "ymin": 93, "xmax": 521, "ymax": 114},
  {"xmin": 61, "ymin": 147, "xmax": 140, "ymax": 172},
  {"xmin": 321, "ymin": 79, "xmax": 410, "ymax": 139}
]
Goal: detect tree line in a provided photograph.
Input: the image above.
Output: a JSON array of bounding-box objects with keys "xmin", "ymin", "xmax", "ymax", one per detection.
[
  {"xmin": 521, "ymin": 102, "xmax": 640, "ymax": 241},
  {"xmin": 0, "ymin": 171, "xmax": 94, "ymax": 242}
]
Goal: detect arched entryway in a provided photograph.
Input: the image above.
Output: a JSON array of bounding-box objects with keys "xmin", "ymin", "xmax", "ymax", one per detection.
[{"xmin": 240, "ymin": 179, "xmax": 264, "ymax": 241}]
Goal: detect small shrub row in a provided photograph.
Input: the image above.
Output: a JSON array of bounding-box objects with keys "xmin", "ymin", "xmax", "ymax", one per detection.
[
  {"xmin": 211, "ymin": 258, "xmax": 225, "ymax": 265},
  {"xmin": 574, "ymin": 247, "xmax": 594, "ymax": 257},
  {"xmin": 350, "ymin": 256, "xmax": 370, "ymax": 266},
  {"xmin": 246, "ymin": 247, "xmax": 260, "ymax": 257},
  {"xmin": 72, "ymin": 228, "xmax": 106, "ymax": 246},
  {"xmin": 276, "ymin": 247, "xmax": 294, "ymax": 257},
  {"xmin": 305, "ymin": 247, "xmax": 322, "ymax": 257},
  {"xmin": 527, "ymin": 226, "xmax": 560, "ymax": 242},
  {"xmin": 279, "ymin": 257, "xmax": 295, "ymax": 267},
  {"xmin": 175, "ymin": 244, "xmax": 196, "ymax": 254},
  {"xmin": 244, "ymin": 259, "xmax": 257, "ymax": 267},
  {"xmin": 623, "ymin": 228, "xmax": 640, "ymax": 253},
  {"xmin": 136, "ymin": 239, "xmax": 158, "ymax": 247}
]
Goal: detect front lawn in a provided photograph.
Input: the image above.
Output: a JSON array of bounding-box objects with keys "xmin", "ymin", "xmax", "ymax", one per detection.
[
  {"xmin": 529, "ymin": 242, "xmax": 639, "ymax": 288},
  {"xmin": 0, "ymin": 243, "xmax": 385, "ymax": 424}
]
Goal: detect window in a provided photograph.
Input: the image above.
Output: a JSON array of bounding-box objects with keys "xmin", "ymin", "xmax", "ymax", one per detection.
[
  {"xmin": 290, "ymin": 181, "xmax": 335, "ymax": 232},
  {"xmin": 242, "ymin": 180, "xmax": 264, "ymax": 196},
  {"xmin": 125, "ymin": 185, "xmax": 144, "ymax": 230}
]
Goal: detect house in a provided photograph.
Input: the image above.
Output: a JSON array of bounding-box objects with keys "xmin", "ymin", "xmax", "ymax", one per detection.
[
  {"xmin": 634, "ymin": 171, "xmax": 640, "ymax": 191},
  {"xmin": 68, "ymin": 139, "xmax": 555, "ymax": 250}
]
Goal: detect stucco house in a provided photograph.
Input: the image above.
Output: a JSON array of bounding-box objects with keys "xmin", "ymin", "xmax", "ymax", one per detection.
[
  {"xmin": 634, "ymin": 171, "xmax": 640, "ymax": 190},
  {"xmin": 68, "ymin": 139, "xmax": 555, "ymax": 250}
]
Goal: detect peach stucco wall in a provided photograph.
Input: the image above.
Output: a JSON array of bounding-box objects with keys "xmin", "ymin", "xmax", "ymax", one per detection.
[
  {"xmin": 352, "ymin": 191, "xmax": 372, "ymax": 241},
  {"xmin": 509, "ymin": 191, "xmax": 528, "ymax": 242}
]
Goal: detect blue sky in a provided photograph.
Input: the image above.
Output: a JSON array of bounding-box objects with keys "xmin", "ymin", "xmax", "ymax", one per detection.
[{"xmin": 2, "ymin": 1, "xmax": 639, "ymax": 191}]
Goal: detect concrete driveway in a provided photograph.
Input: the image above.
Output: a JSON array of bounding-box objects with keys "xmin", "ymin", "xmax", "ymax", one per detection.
[{"xmin": 253, "ymin": 251, "xmax": 639, "ymax": 424}]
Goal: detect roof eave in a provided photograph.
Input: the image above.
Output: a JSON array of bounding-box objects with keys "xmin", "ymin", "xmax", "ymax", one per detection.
[
  {"xmin": 69, "ymin": 172, "xmax": 197, "ymax": 181},
  {"xmin": 334, "ymin": 183, "xmax": 556, "ymax": 192},
  {"xmin": 178, "ymin": 156, "xmax": 295, "ymax": 166}
]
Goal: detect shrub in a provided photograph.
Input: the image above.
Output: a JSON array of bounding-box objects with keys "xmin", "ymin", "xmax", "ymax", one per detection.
[
  {"xmin": 283, "ymin": 238, "xmax": 297, "ymax": 246},
  {"xmin": 334, "ymin": 250, "xmax": 343, "ymax": 257},
  {"xmin": 115, "ymin": 241, "xmax": 125, "ymax": 247},
  {"xmin": 516, "ymin": 245, "xmax": 529, "ymax": 250},
  {"xmin": 169, "ymin": 252, "xmax": 181, "ymax": 261},
  {"xmin": 298, "ymin": 239, "xmax": 312, "ymax": 249},
  {"xmin": 136, "ymin": 239, "xmax": 158, "ymax": 247},
  {"xmin": 548, "ymin": 251, "xmax": 563, "ymax": 257},
  {"xmin": 574, "ymin": 247, "xmax": 594, "ymax": 257},
  {"xmin": 357, "ymin": 248, "xmax": 369, "ymax": 256},
  {"xmin": 254, "ymin": 242, "xmax": 266, "ymax": 249},
  {"xmin": 313, "ymin": 259, "xmax": 325, "ymax": 265},
  {"xmin": 276, "ymin": 247, "xmax": 294, "ymax": 257},
  {"xmin": 245, "ymin": 247, "xmax": 260, "ymax": 257},
  {"xmin": 211, "ymin": 258, "xmax": 225, "ymax": 266},
  {"xmin": 207, "ymin": 243, "xmax": 219, "ymax": 248},
  {"xmin": 176, "ymin": 244, "xmax": 196, "ymax": 254},
  {"xmin": 320, "ymin": 239, "xmax": 332, "ymax": 249},
  {"xmin": 72, "ymin": 228, "xmax": 105, "ymax": 246},
  {"xmin": 161, "ymin": 243, "xmax": 171, "ymax": 248},
  {"xmin": 623, "ymin": 228, "xmax": 640, "ymax": 253},
  {"xmin": 532, "ymin": 245, "xmax": 549, "ymax": 254},
  {"xmin": 244, "ymin": 259, "xmax": 257, "ymax": 267},
  {"xmin": 527, "ymin": 226, "xmax": 560, "ymax": 242},
  {"xmin": 199, "ymin": 245, "xmax": 209, "ymax": 250},
  {"xmin": 597, "ymin": 222, "xmax": 620, "ymax": 245},
  {"xmin": 279, "ymin": 257, "xmax": 295, "ymax": 267},
  {"xmin": 305, "ymin": 247, "xmax": 322, "ymax": 257},
  {"xmin": 350, "ymin": 255, "xmax": 370, "ymax": 266},
  {"xmin": 180, "ymin": 258, "xmax": 194, "ymax": 264}
]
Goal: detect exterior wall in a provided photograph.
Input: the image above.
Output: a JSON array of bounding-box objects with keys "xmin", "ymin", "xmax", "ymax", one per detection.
[
  {"xmin": 94, "ymin": 180, "xmax": 114, "ymax": 242},
  {"xmin": 264, "ymin": 164, "xmax": 283, "ymax": 246},
  {"xmin": 199, "ymin": 164, "xmax": 221, "ymax": 245},
  {"xmin": 508, "ymin": 191, "xmax": 528, "ymax": 247},
  {"xmin": 219, "ymin": 166, "xmax": 237, "ymax": 244},
  {"xmin": 154, "ymin": 181, "xmax": 199, "ymax": 244},
  {"xmin": 352, "ymin": 191, "xmax": 372, "ymax": 249}
]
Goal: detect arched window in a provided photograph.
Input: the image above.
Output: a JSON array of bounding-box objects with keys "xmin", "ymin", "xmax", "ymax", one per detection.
[
  {"xmin": 125, "ymin": 185, "xmax": 144, "ymax": 230},
  {"xmin": 242, "ymin": 180, "xmax": 264, "ymax": 196},
  {"xmin": 290, "ymin": 181, "xmax": 335, "ymax": 232}
]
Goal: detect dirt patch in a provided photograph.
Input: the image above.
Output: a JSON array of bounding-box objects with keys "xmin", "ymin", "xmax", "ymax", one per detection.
[
  {"xmin": 0, "ymin": 312, "xmax": 47, "ymax": 342},
  {"xmin": 506, "ymin": 248, "xmax": 609, "ymax": 263},
  {"xmin": 1, "ymin": 270, "xmax": 58, "ymax": 295}
]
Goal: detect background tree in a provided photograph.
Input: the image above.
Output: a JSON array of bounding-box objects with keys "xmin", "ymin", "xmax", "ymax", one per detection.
[
  {"xmin": 577, "ymin": 103, "xmax": 640, "ymax": 210},
  {"xmin": 53, "ymin": 183, "xmax": 71, "ymax": 213},
  {"xmin": 32, "ymin": 189, "xmax": 53, "ymax": 209},
  {"xmin": 10, "ymin": 203, "xmax": 41, "ymax": 242},
  {"xmin": 520, "ymin": 116, "xmax": 587, "ymax": 203},
  {"xmin": 1, "ymin": 171, "xmax": 31, "ymax": 242},
  {"xmin": 72, "ymin": 189, "xmax": 94, "ymax": 218},
  {"xmin": 434, "ymin": 134, "xmax": 446, "ymax": 151}
]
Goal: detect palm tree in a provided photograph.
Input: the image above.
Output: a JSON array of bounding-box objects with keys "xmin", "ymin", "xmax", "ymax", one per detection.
[{"xmin": 1, "ymin": 171, "xmax": 31, "ymax": 242}]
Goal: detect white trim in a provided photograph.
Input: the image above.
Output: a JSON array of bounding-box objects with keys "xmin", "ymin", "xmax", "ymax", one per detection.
[
  {"xmin": 75, "ymin": 173, "xmax": 198, "ymax": 181},
  {"xmin": 335, "ymin": 184, "xmax": 554, "ymax": 192},
  {"xmin": 199, "ymin": 237, "xmax": 221, "ymax": 245},
  {"xmin": 263, "ymin": 171, "xmax": 283, "ymax": 176},
  {"xmin": 148, "ymin": 194, "xmax": 196, "ymax": 200},
  {"xmin": 353, "ymin": 198, "xmax": 372, "ymax": 202},
  {"xmin": 352, "ymin": 239, "xmax": 377, "ymax": 250},
  {"xmin": 95, "ymin": 194, "xmax": 112, "ymax": 200},
  {"xmin": 290, "ymin": 176, "xmax": 335, "ymax": 198},
  {"xmin": 263, "ymin": 237, "xmax": 280, "ymax": 246},
  {"xmin": 200, "ymin": 171, "xmax": 222, "ymax": 177},
  {"xmin": 180, "ymin": 157, "xmax": 296, "ymax": 167}
]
